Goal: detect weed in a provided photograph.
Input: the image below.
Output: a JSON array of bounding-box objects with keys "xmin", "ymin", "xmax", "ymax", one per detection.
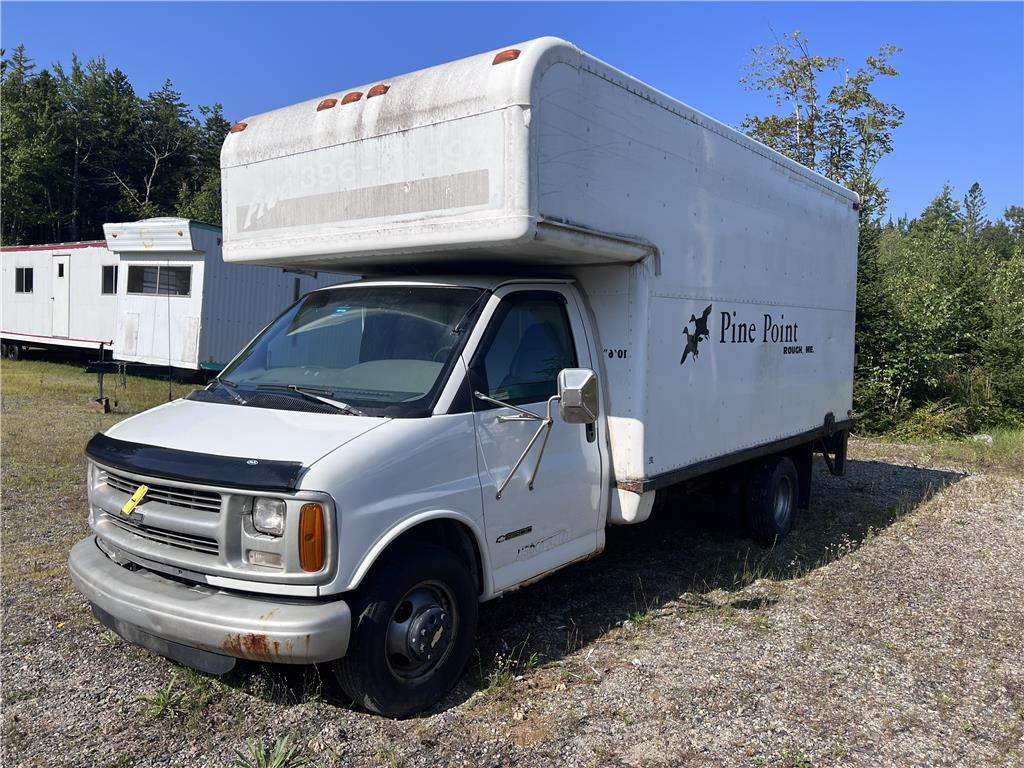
[
  {"xmin": 232, "ymin": 736, "xmax": 308, "ymax": 768},
  {"xmin": 141, "ymin": 667, "xmax": 226, "ymax": 724},
  {"xmin": 143, "ymin": 678, "xmax": 185, "ymax": 719},
  {"xmin": 372, "ymin": 746, "xmax": 400, "ymax": 767},
  {"xmin": 99, "ymin": 630, "xmax": 120, "ymax": 647},
  {"xmin": 479, "ymin": 639, "xmax": 540, "ymax": 696}
]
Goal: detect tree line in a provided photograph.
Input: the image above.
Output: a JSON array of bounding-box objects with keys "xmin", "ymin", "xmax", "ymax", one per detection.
[
  {"xmin": 1, "ymin": 45, "xmax": 226, "ymax": 245},
  {"xmin": 743, "ymin": 30, "xmax": 1024, "ymax": 434},
  {"xmin": 2, "ymin": 37, "xmax": 1022, "ymax": 434}
]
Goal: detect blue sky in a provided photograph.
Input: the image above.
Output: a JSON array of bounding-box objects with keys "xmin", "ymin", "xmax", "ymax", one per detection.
[{"xmin": 3, "ymin": 1, "xmax": 1021, "ymax": 221}]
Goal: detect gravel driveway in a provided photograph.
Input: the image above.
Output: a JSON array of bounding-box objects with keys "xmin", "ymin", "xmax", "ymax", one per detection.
[{"xmin": 3, "ymin": 360, "xmax": 1022, "ymax": 767}]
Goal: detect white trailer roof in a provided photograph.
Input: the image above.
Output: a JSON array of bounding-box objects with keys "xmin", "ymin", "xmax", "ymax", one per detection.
[
  {"xmin": 221, "ymin": 37, "xmax": 856, "ymax": 271},
  {"xmin": 103, "ymin": 217, "xmax": 220, "ymax": 254}
]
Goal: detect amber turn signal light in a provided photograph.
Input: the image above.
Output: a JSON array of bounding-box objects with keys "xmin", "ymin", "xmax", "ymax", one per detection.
[
  {"xmin": 229, "ymin": 122, "xmax": 248, "ymax": 133},
  {"xmin": 298, "ymin": 503, "xmax": 325, "ymax": 572},
  {"xmin": 316, "ymin": 98, "xmax": 338, "ymax": 112},
  {"xmin": 367, "ymin": 83, "xmax": 390, "ymax": 98},
  {"xmin": 341, "ymin": 91, "xmax": 363, "ymax": 105}
]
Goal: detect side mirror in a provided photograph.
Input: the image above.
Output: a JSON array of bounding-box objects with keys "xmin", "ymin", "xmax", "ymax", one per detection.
[{"xmin": 557, "ymin": 368, "xmax": 599, "ymax": 424}]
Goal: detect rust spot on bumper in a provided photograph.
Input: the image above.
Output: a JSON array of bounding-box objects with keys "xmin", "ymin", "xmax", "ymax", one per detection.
[{"xmin": 222, "ymin": 632, "xmax": 289, "ymax": 662}]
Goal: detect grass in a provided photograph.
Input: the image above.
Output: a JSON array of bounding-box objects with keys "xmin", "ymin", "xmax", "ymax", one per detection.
[
  {"xmin": 1, "ymin": 357, "xmax": 197, "ymax": 501},
  {"xmin": 854, "ymin": 427, "xmax": 1024, "ymax": 475}
]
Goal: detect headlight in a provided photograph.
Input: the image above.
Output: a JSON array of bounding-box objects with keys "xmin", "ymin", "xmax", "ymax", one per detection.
[{"xmin": 253, "ymin": 497, "xmax": 286, "ymax": 536}]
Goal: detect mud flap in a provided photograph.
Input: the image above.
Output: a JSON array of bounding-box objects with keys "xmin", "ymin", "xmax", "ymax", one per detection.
[{"xmin": 819, "ymin": 430, "xmax": 849, "ymax": 476}]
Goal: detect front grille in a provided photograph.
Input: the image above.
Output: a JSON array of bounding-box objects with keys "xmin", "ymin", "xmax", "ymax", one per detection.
[
  {"xmin": 100, "ymin": 469, "xmax": 222, "ymax": 513},
  {"xmin": 100, "ymin": 511, "xmax": 219, "ymax": 555}
]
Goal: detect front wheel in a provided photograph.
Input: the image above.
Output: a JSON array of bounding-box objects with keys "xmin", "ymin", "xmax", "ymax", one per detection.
[
  {"xmin": 334, "ymin": 544, "xmax": 478, "ymax": 717},
  {"xmin": 746, "ymin": 455, "xmax": 798, "ymax": 546}
]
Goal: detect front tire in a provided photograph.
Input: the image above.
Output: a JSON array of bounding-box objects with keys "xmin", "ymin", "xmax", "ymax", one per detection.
[
  {"xmin": 746, "ymin": 455, "xmax": 798, "ymax": 546},
  {"xmin": 334, "ymin": 544, "xmax": 478, "ymax": 717}
]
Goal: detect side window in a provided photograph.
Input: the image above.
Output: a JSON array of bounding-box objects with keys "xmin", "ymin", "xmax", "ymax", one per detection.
[
  {"xmin": 101, "ymin": 265, "xmax": 118, "ymax": 295},
  {"xmin": 126, "ymin": 265, "xmax": 191, "ymax": 296},
  {"xmin": 475, "ymin": 292, "xmax": 577, "ymax": 405},
  {"xmin": 15, "ymin": 267, "xmax": 34, "ymax": 293}
]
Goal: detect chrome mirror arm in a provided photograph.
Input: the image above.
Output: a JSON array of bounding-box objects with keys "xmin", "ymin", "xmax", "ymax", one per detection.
[
  {"xmin": 474, "ymin": 392, "xmax": 561, "ymax": 499},
  {"xmin": 473, "ymin": 391, "xmax": 542, "ymax": 421}
]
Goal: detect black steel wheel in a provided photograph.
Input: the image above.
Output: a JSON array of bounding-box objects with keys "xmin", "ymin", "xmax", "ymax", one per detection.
[
  {"xmin": 334, "ymin": 543, "xmax": 477, "ymax": 717},
  {"xmin": 746, "ymin": 455, "xmax": 798, "ymax": 546},
  {"xmin": 6, "ymin": 343, "xmax": 20, "ymax": 361}
]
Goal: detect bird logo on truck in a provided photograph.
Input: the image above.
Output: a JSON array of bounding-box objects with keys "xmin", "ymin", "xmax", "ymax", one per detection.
[{"xmin": 680, "ymin": 304, "xmax": 712, "ymax": 365}]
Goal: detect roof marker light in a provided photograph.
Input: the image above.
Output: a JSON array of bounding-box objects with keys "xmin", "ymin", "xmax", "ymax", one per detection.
[
  {"xmin": 492, "ymin": 49, "xmax": 521, "ymax": 65},
  {"xmin": 367, "ymin": 83, "xmax": 390, "ymax": 98},
  {"xmin": 341, "ymin": 91, "xmax": 363, "ymax": 105},
  {"xmin": 316, "ymin": 98, "xmax": 338, "ymax": 112},
  {"xmin": 229, "ymin": 122, "xmax": 247, "ymax": 133}
]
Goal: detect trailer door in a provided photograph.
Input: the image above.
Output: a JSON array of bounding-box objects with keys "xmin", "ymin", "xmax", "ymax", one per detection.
[
  {"xmin": 51, "ymin": 255, "xmax": 70, "ymax": 337},
  {"xmin": 469, "ymin": 286, "xmax": 603, "ymax": 593}
]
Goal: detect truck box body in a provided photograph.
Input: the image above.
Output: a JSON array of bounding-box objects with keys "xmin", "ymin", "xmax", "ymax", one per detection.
[
  {"xmin": 1, "ymin": 241, "xmax": 119, "ymax": 352},
  {"xmin": 221, "ymin": 36, "xmax": 857, "ymax": 499}
]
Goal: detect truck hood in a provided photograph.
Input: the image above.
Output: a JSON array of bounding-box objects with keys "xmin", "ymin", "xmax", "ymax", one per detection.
[{"xmin": 105, "ymin": 398, "xmax": 388, "ymax": 467}]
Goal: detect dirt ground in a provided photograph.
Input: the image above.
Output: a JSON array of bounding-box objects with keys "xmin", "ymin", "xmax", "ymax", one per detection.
[{"xmin": 2, "ymin": 357, "xmax": 1023, "ymax": 767}]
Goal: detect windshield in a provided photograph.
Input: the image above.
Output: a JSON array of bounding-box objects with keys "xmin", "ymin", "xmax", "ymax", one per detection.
[{"xmin": 218, "ymin": 284, "xmax": 485, "ymax": 417}]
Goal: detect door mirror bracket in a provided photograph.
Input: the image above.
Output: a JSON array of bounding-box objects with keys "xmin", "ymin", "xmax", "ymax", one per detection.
[{"xmin": 472, "ymin": 367, "xmax": 599, "ymax": 499}]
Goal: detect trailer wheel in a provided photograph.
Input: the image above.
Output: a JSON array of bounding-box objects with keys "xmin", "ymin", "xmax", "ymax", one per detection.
[
  {"xmin": 0, "ymin": 342, "xmax": 6, "ymax": 358},
  {"xmin": 6, "ymin": 343, "xmax": 21, "ymax": 361},
  {"xmin": 334, "ymin": 543, "xmax": 477, "ymax": 718},
  {"xmin": 746, "ymin": 455, "xmax": 798, "ymax": 546}
]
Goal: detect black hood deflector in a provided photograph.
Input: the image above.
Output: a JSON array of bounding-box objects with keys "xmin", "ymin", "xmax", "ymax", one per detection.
[{"xmin": 85, "ymin": 432, "xmax": 306, "ymax": 492}]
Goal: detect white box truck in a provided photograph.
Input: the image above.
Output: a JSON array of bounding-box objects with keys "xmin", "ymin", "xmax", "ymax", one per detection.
[{"xmin": 70, "ymin": 37, "xmax": 857, "ymax": 716}]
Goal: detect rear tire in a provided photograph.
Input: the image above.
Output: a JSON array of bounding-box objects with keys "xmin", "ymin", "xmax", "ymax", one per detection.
[
  {"xmin": 6, "ymin": 343, "xmax": 20, "ymax": 361},
  {"xmin": 746, "ymin": 455, "xmax": 798, "ymax": 546},
  {"xmin": 334, "ymin": 543, "xmax": 477, "ymax": 717}
]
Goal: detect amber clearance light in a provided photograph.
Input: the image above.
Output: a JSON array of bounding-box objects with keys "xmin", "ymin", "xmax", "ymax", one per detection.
[
  {"xmin": 299, "ymin": 503, "xmax": 325, "ymax": 572},
  {"xmin": 492, "ymin": 49, "xmax": 521, "ymax": 65}
]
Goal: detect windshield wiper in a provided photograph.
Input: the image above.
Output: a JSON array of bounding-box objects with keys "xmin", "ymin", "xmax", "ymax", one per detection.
[
  {"xmin": 213, "ymin": 377, "xmax": 247, "ymax": 405},
  {"xmin": 257, "ymin": 384, "xmax": 366, "ymax": 417}
]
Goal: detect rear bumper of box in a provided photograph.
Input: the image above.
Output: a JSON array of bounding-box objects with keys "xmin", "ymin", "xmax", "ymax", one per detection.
[{"xmin": 69, "ymin": 536, "xmax": 350, "ymax": 672}]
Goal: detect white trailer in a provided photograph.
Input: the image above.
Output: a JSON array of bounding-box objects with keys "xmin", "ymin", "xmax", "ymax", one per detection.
[
  {"xmin": 1, "ymin": 240, "xmax": 120, "ymax": 359},
  {"xmin": 103, "ymin": 217, "xmax": 346, "ymax": 372},
  {"xmin": 72, "ymin": 38, "xmax": 857, "ymax": 717}
]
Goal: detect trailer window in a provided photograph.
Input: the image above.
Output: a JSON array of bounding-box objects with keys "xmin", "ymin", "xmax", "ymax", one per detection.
[
  {"xmin": 101, "ymin": 265, "xmax": 118, "ymax": 294},
  {"xmin": 126, "ymin": 265, "xmax": 191, "ymax": 296},
  {"xmin": 473, "ymin": 292, "xmax": 578, "ymax": 406},
  {"xmin": 15, "ymin": 268, "xmax": 33, "ymax": 293}
]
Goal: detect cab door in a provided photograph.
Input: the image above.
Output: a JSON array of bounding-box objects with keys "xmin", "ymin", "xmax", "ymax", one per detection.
[{"xmin": 469, "ymin": 286, "xmax": 604, "ymax": 592}]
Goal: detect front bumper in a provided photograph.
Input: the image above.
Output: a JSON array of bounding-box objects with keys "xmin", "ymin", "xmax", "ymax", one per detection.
[{"xmin": 69, "ymin": 536, "xmax": 350, "ymax": 672}]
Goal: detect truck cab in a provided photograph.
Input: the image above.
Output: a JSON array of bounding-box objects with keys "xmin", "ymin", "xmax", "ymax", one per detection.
[{"xmin": 72, "ymin": 276, "xmax": 614, "ymax": 716}]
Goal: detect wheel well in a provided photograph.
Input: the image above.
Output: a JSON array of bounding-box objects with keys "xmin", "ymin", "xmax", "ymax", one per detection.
[{"xmin": 378, "ymin": 519, "xmax": 484, "ymax": 597}]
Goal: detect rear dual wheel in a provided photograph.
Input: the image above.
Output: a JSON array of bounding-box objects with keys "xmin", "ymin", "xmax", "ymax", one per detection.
[
  {"xmin": 334, "ymin": 544, "xmax": 477, "ymax": 718},
  {"xmin": 4, "ymin": 343, "xmax": 20, "ymax": 361},
  {"xmin": 746, "ymin": 455, "xmax": 798, "ymax": 546}
]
